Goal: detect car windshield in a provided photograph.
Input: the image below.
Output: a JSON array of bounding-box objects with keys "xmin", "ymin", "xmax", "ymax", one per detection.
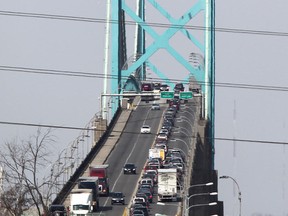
[
  {"xmin": 112, "ymin": 192, "xmax": 123, "ymax": 198},
  {"xmin": 142, "ymin": 126, "xmax": 149, "ymax": 128},
  {"xmin": 125, "ymin": 163, "xmax": 135, "ymax": 168},
  {"xmin": 73, "ymin": 205, "xmax": 89, "ymax": 210}
]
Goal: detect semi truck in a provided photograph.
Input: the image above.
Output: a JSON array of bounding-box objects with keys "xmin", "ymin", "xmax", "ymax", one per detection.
[
  {"xmin": 78, "ymin": 177, "xmax": 100, "ymax": 211},
  {"xmin": 89, "ymin": 164, "xmax": 110, "ymax": 196},
  {"xmin": 157, "ymin": 169, "xmax": 178, "ymax": 202},
  {"xmin": 70, "ymin": 189, "xmax": 94, "ymax": 215}
]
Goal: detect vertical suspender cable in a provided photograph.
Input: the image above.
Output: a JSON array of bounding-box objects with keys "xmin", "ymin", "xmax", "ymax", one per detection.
[{"xmin": 103, "ymin": 0, "xmax": 111, "ymax": 120}]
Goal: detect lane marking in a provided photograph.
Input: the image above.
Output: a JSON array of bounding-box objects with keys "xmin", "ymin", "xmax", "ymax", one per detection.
[{"xmin": 99, "ymin": 104, "xmax": 151, "ymax": 215}]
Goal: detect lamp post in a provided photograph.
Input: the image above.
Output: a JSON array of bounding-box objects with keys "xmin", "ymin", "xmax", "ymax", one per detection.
[
  {"xmin": 184, "ymin": 182, "xmax": 214, "ymax": 215},
  {"xmin": 220, "ymin": 175, "xmax": 241, "ymax": 216},
  {"xmin": 186, "ymin": 192, "xmax": 217, "ymax": 216},
  {"xmin": 176, "ymin": 116, "xmax": 194, "ymax": 130},
  {"xmin": 188, "ymin": 182, "xmax": 213, "ymax": 190},
  {"xmin": 173, "ymin": 127, "xmax": 192, "ymax": 142},
  {"xmin": 187, "ymin": 192, "xmax": 218, "ymax": 201},
  {"xmin": 170, "ymin": 138, "xmax": 191, "ymax": 151},
  {"xmin": 157, "ymin": 201, "xmax": 217, "ymax": 216},
  {"xmin": 186, "ymin": 202, "xmax": 217, "ymax": 215}
]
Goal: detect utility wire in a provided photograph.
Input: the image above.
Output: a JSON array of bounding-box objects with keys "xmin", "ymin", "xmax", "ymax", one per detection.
[
  {"xmin": 0, "ymin": 10, "xmax": 288, "ymax": 37},
  {"xmin": 1, "ymin": 65, "xmax": 288, "ymax": 92},
  {"xmin": 0, "ymin": 120, "xmax": 288, "ymax": 146}
]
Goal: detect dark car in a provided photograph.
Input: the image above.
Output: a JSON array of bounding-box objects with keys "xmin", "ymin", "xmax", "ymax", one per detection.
[
  {"xmin": 174, "ymin": 83, "xmax": 184, "ymax": 91},
  {"xmin": 141, "ymin": 83, "xmax": 153, "ymax": 91},
  {"xmin": 48, "ymin": 204, "xmax": 67, "ymax": 216},
  {"xmin": 132, "ymin": 205, "xmax": 149, "ymax": 216},
  {"xmin": 137, "ymin": 188, "xmax": 153, "ymax": 203},
  {"xmin": 139, "ymin": 183, "xmax": 154, "ymax": 194},
  {"xmin": 131, "ymin": 209, "xmax": 145, "ymax": 216},
  {"xmin": 123, "ymin": 163, "xmax": 137, "ymax": 174},
  {"xmin": 135, "ymin": 192, "xmax": 149, "ymax": 203},
  {"xmin": 111, "ymin": 192, "xmax": 125, "ymax": 205}
]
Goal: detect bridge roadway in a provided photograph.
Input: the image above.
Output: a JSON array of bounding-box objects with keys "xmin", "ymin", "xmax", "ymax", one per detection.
[
  {"xmin": 94, "ymin": 99, "xmax": 197, "ymax": 216},
  {"xmin": 98, "ymin": 101, "xmax": 174, "ymax": 215},
  {"xmin": 63, "ymin": 97, "xmax": 198, "ymax": 216}
]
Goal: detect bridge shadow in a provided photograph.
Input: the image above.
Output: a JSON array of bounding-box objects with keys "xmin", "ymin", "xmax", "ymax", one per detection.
[{"xmin": 98, "ymin": 206, "xmax": 113, "ymax": 212}]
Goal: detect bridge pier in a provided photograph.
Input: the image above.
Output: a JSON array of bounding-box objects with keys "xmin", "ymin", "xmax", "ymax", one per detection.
[{"xmin": 93, "ymin": 116, "xmax": 107, "ymax": 146}]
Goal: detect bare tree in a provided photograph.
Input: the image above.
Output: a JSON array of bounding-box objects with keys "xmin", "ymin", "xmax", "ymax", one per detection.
[{"xmin": 0, "ymin": 128, "xmax": 67, "ymax": 216}]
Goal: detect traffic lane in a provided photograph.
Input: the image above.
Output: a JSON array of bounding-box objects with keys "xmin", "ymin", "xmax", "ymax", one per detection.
[
  {"xmin": 150, "ymin": 102, "xmax": 196, "ymax": 216},
  {"xmin": 99, "ymin": 102, "xmax": 165, "ymax": 215},
  {"xmin": 97, "ymin": 103, "xmax": 152, "ymax": 214},
  {"xmin": 106, "ymin": 104, "xmax": 151, "ymax": 180},
  {"xmin": 149, "ymin": 187, "xmax": 182, "ymax": 216}
]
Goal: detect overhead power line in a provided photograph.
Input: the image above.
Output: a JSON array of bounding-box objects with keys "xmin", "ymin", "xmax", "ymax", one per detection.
[
  {"xmin": 0, "ymin": 120, "xmax": 288, "ymax": 146},
  {"xmin": 0, "ymin": 10, "xmax": 288, "ymax": 37},
  {"xmin": 1, "ymin": 65, "xmax": 288, "ymax": 93}
]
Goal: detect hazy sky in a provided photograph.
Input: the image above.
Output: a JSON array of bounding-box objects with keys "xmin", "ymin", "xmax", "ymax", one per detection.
[{"xmin": 1, "ymin": 1, "xmax": 288, "ymax": 216}]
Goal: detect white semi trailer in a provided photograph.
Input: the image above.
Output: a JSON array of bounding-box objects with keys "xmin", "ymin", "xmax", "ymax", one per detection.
[{"xmin": 157, "ymin": 169, "xmax": 178, "ymax": 202}]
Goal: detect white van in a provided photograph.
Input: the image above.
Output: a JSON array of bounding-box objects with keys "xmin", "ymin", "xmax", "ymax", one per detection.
[{"xmin": 140, "ymin": 178, "xmax": 154, "ymax": 187}]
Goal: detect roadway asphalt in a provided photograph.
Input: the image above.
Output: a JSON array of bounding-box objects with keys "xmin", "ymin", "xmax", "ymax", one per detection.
[
  {"xmin": 95, "ymin": 99, "xmax": 198, "ymax": 216},
  {"xmin": 97, "ymin": 101, "xmax": 166, "ymax": 216}
]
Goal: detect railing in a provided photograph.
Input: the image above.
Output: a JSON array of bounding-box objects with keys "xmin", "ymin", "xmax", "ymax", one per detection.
[{"xmin": 52, "ymin": 107, "xmax": 122, "ymax": 205}]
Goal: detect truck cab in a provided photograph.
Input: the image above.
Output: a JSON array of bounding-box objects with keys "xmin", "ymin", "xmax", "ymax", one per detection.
[
  {"xmin": 70, "ymin": 189, "xmax": 94, "ymax": 215},
  {"xmin": 89, "ymin": 164, "xmax": 110, "ymax": 196}
]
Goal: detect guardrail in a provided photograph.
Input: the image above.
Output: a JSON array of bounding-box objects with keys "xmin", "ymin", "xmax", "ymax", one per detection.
[{"xmin": 52, "ymin": 107, "xmax": 122, "ymax": 205}]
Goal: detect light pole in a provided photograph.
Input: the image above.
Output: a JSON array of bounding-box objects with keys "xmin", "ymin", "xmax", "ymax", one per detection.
[
  {"xmin": 176, "ymin": 116, "xmax": 194, "ymax": 130},
  {"xmin": 188, "ymin": 182, "xmax": 213, "ymax": 190},
  {"xmin": 186, "ymin": 202, "xmax": 217, "ymax": 215},
  {"xmin": 220, "ymin": 175, "xmax": 242, "ymax": 216},
  {"xmin": 157, "ymin": 201, "xmax": 217, "ymax": 216},
  {"xmin": 170, "ymin": 138, "xmax": 191, "ymax": 152},
  {"xmin": 187, "ymin": 192, "xmax": 218, "ymax": 201},
  {"xmin": 186, "ymin": 192, "xmax": 217, "ymax": 216},
  {"xmin": 185, "ymin": 182, "xmax": 214, "ymax": 215}
]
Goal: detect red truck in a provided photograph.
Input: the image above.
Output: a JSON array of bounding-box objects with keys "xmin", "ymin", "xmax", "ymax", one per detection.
[{"xmin": 89, "ymin": 164, "xmax": 110, "ymax": 196}]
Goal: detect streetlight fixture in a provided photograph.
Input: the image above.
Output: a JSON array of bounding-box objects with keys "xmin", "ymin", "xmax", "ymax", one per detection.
[
  {"xmin": 188, "ymin": 182, "xmax": 213, "ymax": 190},
  {"xmin": 170, "ymin": 138, "xmax": 191, "ymax": 151},
  {"xmin": 176, "ymin": 116, "xmax": 194, "ymax": 130},
  {"xmin": 220, "ymin": 175, "xmax": 242, "ymax": 216},
  {"xmin": 188, "ymin": 201, "xmax": 217, "ymax": 209},
  {"xmin": 186, "ymin": 202, "xmax": 217, "ymax": 213},
  {"xmin": 187, "ymin": 192, "xmax": 218, "ymax": 201},
  {"xmin": 186, "ymin": 192, "xmax": 217, "ymax": 216},
  {"xmin": 157, "ymin": 201, "xmax": 217, "ymax": 216}
]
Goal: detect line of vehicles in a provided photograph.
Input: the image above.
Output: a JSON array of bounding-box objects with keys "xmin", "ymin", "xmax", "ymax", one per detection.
[
  {"xmin": 48, "ymin": 165, "xmax": 110, "ymax": 215},
  {"xmin": 129, "ymin": 98, "xmax": 187, "ymax": 216},
  {"xmin": 141, "ymin": 76, "xmax": 202, "ymax": 97},
  {"xmin": 48, "ymin": 95, "xmax": 190, "ymax": 216},
  {"xmin": 141, "ymin": 82, "xmax": 186, "ymax": 93}
]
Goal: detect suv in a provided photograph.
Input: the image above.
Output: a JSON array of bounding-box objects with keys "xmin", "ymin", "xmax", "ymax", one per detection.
[
  {"xmin": 111, "ymin": 192, "xmax": 125, "ymax": 205},
  {"xmin": 174, "ymin": 83, "xmax": 184, "ymax": 91},
  {"xmin": 48, "ymin": 204, "xmax": 67, "ymax": 216}
]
